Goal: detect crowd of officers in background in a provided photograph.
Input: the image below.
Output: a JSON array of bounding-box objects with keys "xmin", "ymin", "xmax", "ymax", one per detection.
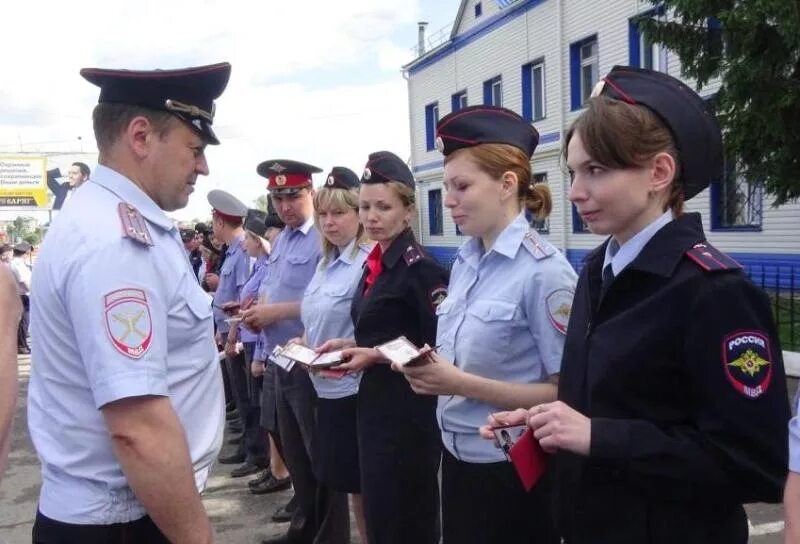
[{"xmin": 15, "ymin": 60, "xmax": 800, "ymax": 544}]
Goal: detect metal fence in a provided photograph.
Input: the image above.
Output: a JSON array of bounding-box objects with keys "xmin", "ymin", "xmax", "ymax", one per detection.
[{"xmin": 745, "ymin": 264, "xmax": 799, "ymax": 352}]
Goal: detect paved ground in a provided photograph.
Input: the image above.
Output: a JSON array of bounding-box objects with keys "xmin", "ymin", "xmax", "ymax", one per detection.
[{"xmin": 0, "ymin": 355, "xmax": 791, "ymax": 543}]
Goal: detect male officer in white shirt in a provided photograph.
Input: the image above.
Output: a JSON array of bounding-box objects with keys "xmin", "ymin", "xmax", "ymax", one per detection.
[{"xmin": 27, "ymin": 62, "xmax": 231, "ymax": 544}]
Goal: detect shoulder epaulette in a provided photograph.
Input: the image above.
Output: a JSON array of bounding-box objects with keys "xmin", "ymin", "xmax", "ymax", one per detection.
[
  {"xmin": 521, "ymin": 229, "xmax": 556, "ymax": 260},
  {"xmin": 684, "ymin": 243, "xmax": 740, "ymax": 272},
  {"xmin": 117, "ymin": 202, "xmax": 153, "ymax": 247},
  {"xmin": 403, "ymin": 244, "xmax": 424, "ymax": 266}
]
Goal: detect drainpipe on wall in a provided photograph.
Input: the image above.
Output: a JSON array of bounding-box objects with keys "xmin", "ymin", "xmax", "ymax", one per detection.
[{"xmin": 556, "ymin": 0, "xmax": 568, "ymax": 253}]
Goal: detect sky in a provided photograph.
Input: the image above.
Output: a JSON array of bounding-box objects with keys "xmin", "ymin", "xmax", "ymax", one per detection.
[{"xmin": 0, "ymin": 0, "xmax": 461, "ymax": 222}]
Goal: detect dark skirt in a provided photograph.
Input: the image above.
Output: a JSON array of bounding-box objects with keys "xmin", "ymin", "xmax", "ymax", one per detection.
[
  {"xmin": 357, "ymin": 365, "xmax": 441, "ymax": 544},
  {"xmin": 441, "ymin": 449, "xmax": 558, "ymax": 544},
  {"xmin": 313, "ymin": 395, "xmax": 361, "ymax": 493}
]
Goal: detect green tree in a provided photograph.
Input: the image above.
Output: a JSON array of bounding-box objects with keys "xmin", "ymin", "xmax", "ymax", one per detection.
[
  {"xmin": 254, "ymin": 194, "xmax": 270, "ymax": 212},
  {"xmin": 638, "ymin": 1, "xmax": 800, "ymax": 205}
]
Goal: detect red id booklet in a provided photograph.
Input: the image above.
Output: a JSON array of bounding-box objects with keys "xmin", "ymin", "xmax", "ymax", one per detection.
[{"xmin": 495, "ymin": 425, "xmax": 548, "ymax": 491}]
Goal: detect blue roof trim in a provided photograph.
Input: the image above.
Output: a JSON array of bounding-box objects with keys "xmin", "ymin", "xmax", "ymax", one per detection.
[{"xmin": 407, "ymin": 0, "xmax": 546, "ymax": 76}]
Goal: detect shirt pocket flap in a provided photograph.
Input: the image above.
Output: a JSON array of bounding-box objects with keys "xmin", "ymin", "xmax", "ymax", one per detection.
[
  {"xmin": 287, "ymin": 255, "xmax": 311, "ymax": 266},
  {"xmin": 186, "ymin": 289, "xmax": 213, "ymax": 320},
  {"xmin": 467, "ymin": 299, "xmax": 517, "ymax": 322}
]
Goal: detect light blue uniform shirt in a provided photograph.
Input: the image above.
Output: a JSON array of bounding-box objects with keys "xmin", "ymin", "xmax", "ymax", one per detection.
[
  {"xmin": 254, "ymin": 218, "xmax": 321, "ymax": 361},
  {"xmin": 603, "ymin": 210, "xmax": 674, "ymax": 275},
  {"xmin": 27, "ymin": 165, "xmax": 224, "ymax": 524},
  {"xmin": 790, "ymin": 391, "xmax": 800, "ymax": 472},
  {"xmin": 436, "ymin": 213, "xmax": 578, "ymax": 463},
  {"xmin": 238, "ymin": 254, "xmax": 269, "ymax": 344},
  {"xmin": 213, "ymin": 234, "xmax": 249, "ymax": 334},
  {"xmin": 301, "ymin": 239, "xmax": 371, "ymax": 399}
]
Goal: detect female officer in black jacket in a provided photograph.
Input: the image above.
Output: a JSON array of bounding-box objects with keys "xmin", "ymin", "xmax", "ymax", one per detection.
[
  {"xmin": 486, "ymin": 66, "xmax": 790, "ymax": 544},
  {"xmin": 321, "ymin": 151, "xmax": 448, "ymax": 544}
]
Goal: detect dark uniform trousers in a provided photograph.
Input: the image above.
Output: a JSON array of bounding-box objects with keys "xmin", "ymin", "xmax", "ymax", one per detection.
[
  {"xmin": 275, "ymin": 364, "xmax": 350, "ymax": 543},
  {"xmin": 18, "ymin": 293, "xmax": 30, "ymax": 350},
  {"xmin": 33, "ymin": 511, "xmax": 169, "ymax": 544},
  {"xmin": 554, "ymin": 213, "xmax": 790, "ymax": 544},
  {"xmin": 228, "ymin": 342, "xmax": 267, "ymax": 465},
  {"xmin": 350, "ymin": 228, "xmax": 449, "ymax": 544}
]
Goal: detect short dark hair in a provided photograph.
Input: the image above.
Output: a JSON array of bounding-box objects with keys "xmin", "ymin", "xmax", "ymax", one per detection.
[
  {"xmin": 72, "ymin": 162, "xmax": 91, "ymax": 178},
  {"xmin": 92, "ymin": 103, "xmax": 176, "ymax": 153}
]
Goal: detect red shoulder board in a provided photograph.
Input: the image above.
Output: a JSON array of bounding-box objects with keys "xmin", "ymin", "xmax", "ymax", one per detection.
[
  {"xmin": 403, "ymin": 244, "xmax": 423, "ymax": 266},
  {"xmin": 684, "ymin": 243, "xmax": 740, "ymax": 272},
  {"xmin": 117, "ymin": 203, "xmax": 154, "ymax": 246}
]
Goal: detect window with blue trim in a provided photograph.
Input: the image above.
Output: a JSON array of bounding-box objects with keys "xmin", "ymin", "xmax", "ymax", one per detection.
[
  {"xmin": 629, "ymin": 6, "xmax": 667, "ymax": 71},
  {"xmin": 483, "ymin": 76, "xmax": 503, "ymax": 107},
  {"xmin": 451, "ymin": 91, "xmax": 468, "ymax": 112},
  {"xmin": 522, "ymin": 59, "xmax": 546, "ymax": 122},
  {"xmin": 428, "ymin": 189, "xmax": 443, "ymax": 235},
  {"xmin": 569, "ymin": 36, "xmax": 598, "ymax": 110},
  {"xmin": 474, "ymin": 2, "xmax": 482, "ymax": 17},
  {"xmin": 710, "ymin": 160, "xmax": 763, "ymax": 231},
  {"xmin": 424, "ymin": 102, "xmax": 439, "ymax": 151},
  {"xmin": 571, "ymin": 204, "xmax": 590, "ymax": 233}
]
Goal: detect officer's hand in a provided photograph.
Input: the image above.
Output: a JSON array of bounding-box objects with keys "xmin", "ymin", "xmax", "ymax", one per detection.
[
  {"xmin": 287, "ymin": 337, "xmax": 304, "ymax": 347},
  {"xmin": 221, "ymin": 301, "xmax": 240, "ymax": 315},
  {"xmin": 205, "ymin": 273, "xmax": 219, "ymax": 291},
  {"xmin": 224, "ymin": 341, "xmax": 238, "ymax": 359},
  {"xmin": 315, "ymin": 338, "xmax": 357, "ymax": 353},
  {"xmin": 251, "ymin": 360, "xmax": 265, "ymax": 378},
  {"xmin": 240, "ymin": 304, "xmax": 277, "ymax": 331},
  {"xmin": 395, "ymin": 350, "xmax": 464, "ymax": 396},
  {"xmin": 334, "ymin": 347, "xmax": 381, "ymax": 372},
  {"xmin": 527, "ymin": 401, "xmax": 591, "ymax": 456},
  {"xmin": 479, "ymin": 409, "xmax": 530, "ymax": 440}
]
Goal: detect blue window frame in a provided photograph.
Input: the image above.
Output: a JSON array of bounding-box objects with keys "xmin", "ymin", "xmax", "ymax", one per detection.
[
  {"xmin": 483, "ymin": 76, "xmax": 503, "ymax": 107},
  {"xmin": 569, "ymin": 35, "xmax": 598, "ymax": 110},
  {"xmin": 629, "ymin": 5, "xmax": 667, "ymax": 71},
  {"xmin": 522, "ymin": 59, "xmax": 546, "ymax": 122},
  {"xmin": 428, "ymin": 189, "xmax": 443, "ymax": 235},
  {"xmin": 451, "ymin": 90, "xmax": 468, "ymax": 112},
  {"xmin": 571, "ymin": 204, "xmax": 590, "ymax": 233},
  {"xmin": 425, "ymin": 102, "xmax": 439, "ymax": 151},
  {"xmin": 710, "ymin": 161, "xmax": 763, "ymax": 231}
]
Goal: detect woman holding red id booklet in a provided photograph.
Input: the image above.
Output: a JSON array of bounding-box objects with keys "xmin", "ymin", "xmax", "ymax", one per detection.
[
  {"xmin": 396, "ymin": 106, "xmax": 576, "ymax": 544},
  {"xmin": 487, "ymin": 67, "xmax": 790, "ymax": 544}
]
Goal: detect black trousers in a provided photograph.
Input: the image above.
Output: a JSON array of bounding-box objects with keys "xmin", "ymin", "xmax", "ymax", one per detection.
[
  {"xmin": 441, "ymin": 450, "xmax": 559, "ymax": 544},
  {"xmin": 227, "ymin": 344, "xmax": 267, "ymax": 465},
  {"xmin": 32, "ymin": 510, "xmax": 169, "ymax": 543},
  {"xmin": 275, "ymin": 365, "xmax": 349, "ymax": 543},
  {"xmin": 17, "ymin": 294, "xmax": 29, "ymax": 350}
]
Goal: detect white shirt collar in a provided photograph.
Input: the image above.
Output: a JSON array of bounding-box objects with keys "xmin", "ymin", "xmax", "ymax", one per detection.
[
  {"xmin": 603, "ymin": 210, "xmax": 674, "ymax": 276},
  {"xmin": 292, "ymin": 216, "xmax": 314, "ymax": 235}
]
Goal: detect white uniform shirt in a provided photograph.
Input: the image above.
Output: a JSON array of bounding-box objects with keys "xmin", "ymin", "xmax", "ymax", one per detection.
[
  {"xmin": 9, "ymin": 255, "xmax": 31, "ymax": 295},
  {"xmin": 27, "ymin": 164, "xmax": 224, "ymax": 524}
]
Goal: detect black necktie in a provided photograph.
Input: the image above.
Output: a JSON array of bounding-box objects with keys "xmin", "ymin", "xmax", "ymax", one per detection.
[{"xmin": 601, "ymin": 264, "xmax": 615, "ymax": 297}]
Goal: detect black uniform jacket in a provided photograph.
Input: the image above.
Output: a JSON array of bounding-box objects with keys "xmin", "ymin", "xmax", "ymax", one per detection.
[{"xmin": 555, "ymin": 213, "xmax": 790, "ymax": 544}]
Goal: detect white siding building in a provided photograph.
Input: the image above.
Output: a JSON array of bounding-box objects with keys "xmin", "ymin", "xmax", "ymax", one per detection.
[{"xmin": 403, "ymin": 0, "xmax": 800, "ymax": 287}]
